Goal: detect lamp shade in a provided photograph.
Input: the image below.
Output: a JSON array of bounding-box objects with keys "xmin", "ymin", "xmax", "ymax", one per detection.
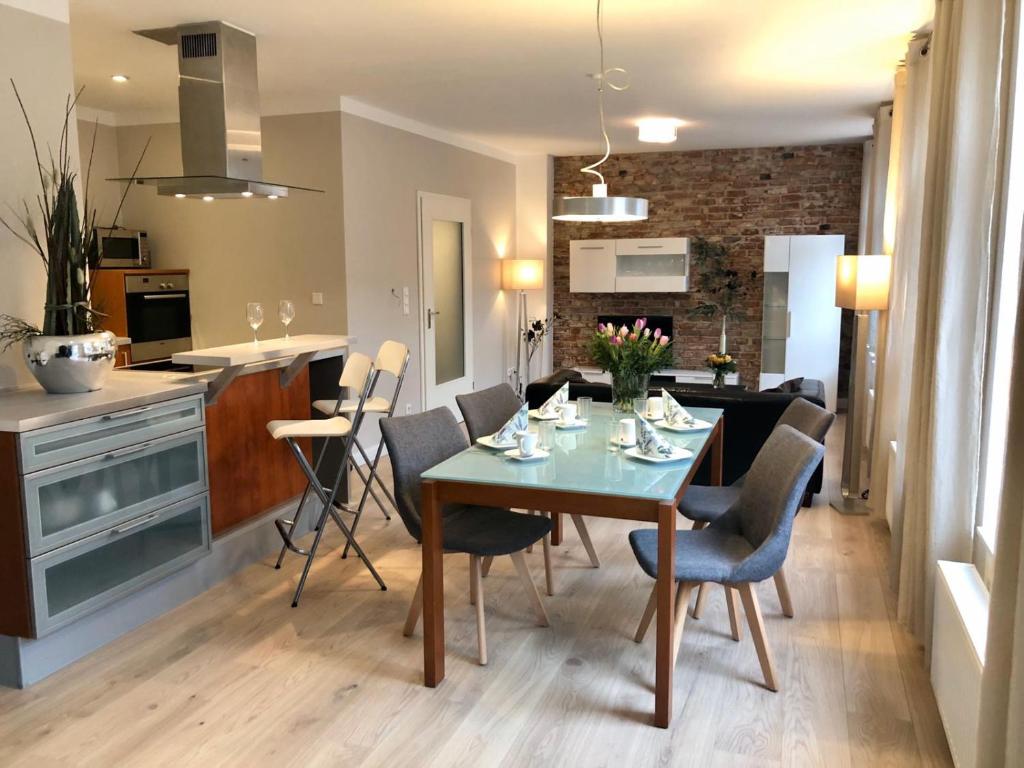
[
  {"xmin": 835, "ymin": 254, "xmax": 891, "ymax": 310},
  {"xmin": 502, "ymin": 259, "xmax": 545, "ymax": 290}
]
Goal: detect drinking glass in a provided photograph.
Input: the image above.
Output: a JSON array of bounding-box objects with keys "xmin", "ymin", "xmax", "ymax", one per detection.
[
  {"xmin": 538, "ymin": 421, "xmax": 556, "ymax": 451},
  {"xmin": 246, "ymin": 302, "xmax": 264, "ymax": 343},
  {"xmin": 633, "ymin": 396, "xmax": 648, "ymax": 417},
  {"xmin": 577, "ymin": 396, "xmax": 593, "ymax": 423},
  {"xmin": 279, "ymin": 299, "xmax": 295, "ymax": 338},
  {"xmin": 606, "ymin": 421, "xmax": 620, "ymax": 452}
]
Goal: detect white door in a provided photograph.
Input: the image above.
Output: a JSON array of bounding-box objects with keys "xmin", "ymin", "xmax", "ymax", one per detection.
[
  {"xmin": 786, "ymin": 235, "xmax": 844, "ymax": 410},
  {"xmin": 418, "ymin": 192, "xmax": 473, "ymax": 414}
]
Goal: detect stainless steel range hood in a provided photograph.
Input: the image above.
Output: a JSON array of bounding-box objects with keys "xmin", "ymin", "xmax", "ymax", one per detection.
[{"xmin": 111, "ymin": 21, "xmax": 322, "ymax": 199}]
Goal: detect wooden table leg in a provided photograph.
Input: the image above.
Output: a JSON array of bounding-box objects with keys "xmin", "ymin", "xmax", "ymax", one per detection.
[
  {"xmin": 710, "ymin": 419, "xmax": 724, "ymax": 487},
  {"xmin": 421, "ymin": 480, "xmax": 445, "ymax": 687},
  {"xmin": 654, "ymin": 500, "xmax": 677, "ymax": 728},
  {"xmin": 550, "ymin": 511, "xmax": 563, "ymax": 546}
]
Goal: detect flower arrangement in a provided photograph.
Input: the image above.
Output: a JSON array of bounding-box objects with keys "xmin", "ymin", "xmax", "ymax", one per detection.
[
  {"xmin": 705, "ymin": 352, "xmax": 737, "ymax": 389},
  {"xmin": 523, "ymin": 312, "xmax": 560, "ymax": 379},
  {"xmin": 687, "ymin": 237, "xmax": 758, "ymax": 354},
  {"xmin": 587, "ymin": 318, "xmax": 672, "ymax": 411}
]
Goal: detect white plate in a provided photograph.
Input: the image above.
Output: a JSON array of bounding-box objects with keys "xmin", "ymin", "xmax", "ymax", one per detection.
[
  {"xmin": 625, "ymin": 446, "xmax": 694, "ymax": 463},
  {"xmin": 609, "ymin": 435, "xmax": 637, "ymax": 448},
  {"xmin": 555, "ymin": 419, "xmax": 587, "ymax": 430},
  {"xmin": 529, "ymin": 409, "xmax": 560, "ymax": 421},
  {"xmin": 654, "ymin": 418, "xmax": 713, "ymax": 432},
  {"xmin": 504, "ymin": 447, "xmax": 550, "ymax": 462},
  {"xmin": 476, "ymin": 434, "xmax": 517, "ymax": 450}
]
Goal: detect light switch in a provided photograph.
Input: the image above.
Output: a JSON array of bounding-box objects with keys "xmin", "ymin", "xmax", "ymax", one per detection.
[
  {"xmin": 311, "ymin": 292, "xmax": 324, "ymax": 305},
  {"xmin": 402, "ymin": 286, "xmax": 410, "ymax": 315}
]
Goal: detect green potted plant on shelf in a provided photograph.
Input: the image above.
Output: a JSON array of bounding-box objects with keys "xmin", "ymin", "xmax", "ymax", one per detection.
[
  {"xmin": 687, "ymin": 237, "xmax": 758, "ymax": 355},
  {"xmin": 587, "ymin": 318, "xmax": 673, "ymax": 412},
  {"xmin": 0, "ymin": 81, "xmax": 147, "ymax": 393}
]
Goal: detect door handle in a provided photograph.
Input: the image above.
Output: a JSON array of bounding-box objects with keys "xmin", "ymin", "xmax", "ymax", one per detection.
[
  {"xmin": 427, "ymin": 308, "xmax": 441, "ymax": 329},
  {"xmin": 142, "ymin": 293, "xmax": 188, "ymax": 301}
]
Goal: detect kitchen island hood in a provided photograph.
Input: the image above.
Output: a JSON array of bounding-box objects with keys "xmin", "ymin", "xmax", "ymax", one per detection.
[{"xmin": 111, "ymin": 21, "xmax": 322, "ymax": 200}]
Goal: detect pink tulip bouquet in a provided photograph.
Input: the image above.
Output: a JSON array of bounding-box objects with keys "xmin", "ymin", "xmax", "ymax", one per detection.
[{"xmin": 587, "ymin": 318, "xmax": 673, "ymax": 411}]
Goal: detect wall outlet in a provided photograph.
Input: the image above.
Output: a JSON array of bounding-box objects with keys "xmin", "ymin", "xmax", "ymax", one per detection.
[
  {"xmin": 402, "ymin": 286, "xmax": 410, "ymax": 315},
  {"xmin": 311, "ymin": 292, "xmax": 324, "ymax": 305},
  {"xmin": 405, "ymin": 403, "xmax": 413, "ymax": 415}
]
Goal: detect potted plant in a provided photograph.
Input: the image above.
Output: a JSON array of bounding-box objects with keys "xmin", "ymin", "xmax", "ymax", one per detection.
[
  {"xmin": 687, "ymin": 237, "xmax": 758, "ymax": 354},
  {"xmin": 587, "ymin": 318, "xmax": 672, "ymax": 412},
  {"xmin": 0, "ymin": 82, "xmax": 147, "ymax": 393},
  {"xmin": 705, "ymin": 352, "xmax": 738, "ymax": 389}
]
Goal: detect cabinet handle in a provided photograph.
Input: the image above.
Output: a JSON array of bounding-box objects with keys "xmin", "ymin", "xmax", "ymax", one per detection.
[
  {"xmin": 579, "ymin": 246, "xmax": 605, "ymax": 251},
  {"xmin": 636, "ymin": 244, "xmax": 664, "ymax": 249},
  {"xmin": 103, "ymin": 442, "xmax": 151, "ymax": 461},
  {"xmin": 101, "ymin": 405, "xmax": 152, "ymax": 422},
  {"xmin": 110, "ymin": 513, "xmax": 160, "ymax": 536}
]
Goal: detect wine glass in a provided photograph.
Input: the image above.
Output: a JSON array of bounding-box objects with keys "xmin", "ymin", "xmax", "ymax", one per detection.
[
  {"xmin": 246, "ymin": 302, "xmax": 264, "ymax": 343},
  {"xmin": 279, "ymin": 299, "xmax": 295, "ymax": 339}
]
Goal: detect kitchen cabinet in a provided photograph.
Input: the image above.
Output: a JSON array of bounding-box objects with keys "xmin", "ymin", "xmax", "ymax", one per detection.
[
  {"xmin": 569, "ymin": 237, "xmax": 689, "ymax": 293},
  {"xmin": 758, "ymin": 235, "xmax": 844, "ymax": 410}
]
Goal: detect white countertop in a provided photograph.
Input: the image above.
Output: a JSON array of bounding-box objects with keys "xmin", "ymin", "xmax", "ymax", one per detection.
[
  {"xmin": 0, "ymin": 372, "xmax": 207, "ymax": 433},
  {"xmin": 173, "ymin": 334, "xmax": 353, "ymax": 368}
]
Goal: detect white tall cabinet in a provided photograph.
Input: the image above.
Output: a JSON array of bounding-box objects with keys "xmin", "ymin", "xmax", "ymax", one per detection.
[{"xmin": 759, "ymin": 235, "xmax": 844, "ymax": 411}]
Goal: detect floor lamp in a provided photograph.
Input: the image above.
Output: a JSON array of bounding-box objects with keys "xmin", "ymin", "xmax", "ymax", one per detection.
[
  {"xmin": 501, "ymin": 259, "xmax": 545, "ymax": 396},
  {"xmin": 831, "ymin": 254, "xmax": 891, "ymax": 515}
]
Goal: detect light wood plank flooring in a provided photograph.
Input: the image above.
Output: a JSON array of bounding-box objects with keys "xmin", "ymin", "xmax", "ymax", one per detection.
[{"xmin": 0, "ymin": 422, "xmax": 953, "ymax": 767}]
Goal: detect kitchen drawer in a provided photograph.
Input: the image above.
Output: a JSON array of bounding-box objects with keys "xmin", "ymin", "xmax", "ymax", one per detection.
[
  {"xmin": 24, "ymin": 427, "xmax": 208, "ymax": 555},
  {"xmin": 19, "ymin": 395, "xmax": 204, "ymax": 473},
  {"xmin": 30, "ymin": 493, "xmax": 211, "ymax": 635},
  {"xmin": 615, "ymin": 237, "xmax": 688, "ymax": 256}
]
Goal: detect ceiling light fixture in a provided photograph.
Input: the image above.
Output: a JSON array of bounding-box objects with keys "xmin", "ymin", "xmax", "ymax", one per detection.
[
  {"xmin": 174, "ymin": 193, "xmax": 186, "ymax": 199},
  {"xmin": 553, "ymin": 0, "xmax": 647, "ymax": 223},
  {"xmin": 202, "ymin": 195, "xmax": 214, "ymax": 202},
  {"xmin": 241, "ymin": 191, "xmax": 254, "ymax": 198},
  {"xmin": 637, "ymin": 118, "xmax": 682, "ymax": 144},
  {"xmin": 267, "ymin": 194, "xmax": 279, "ymax": 200},
  {"xmin": 111, "ymin": 74, "xmax": 129, "ymax": 83}
]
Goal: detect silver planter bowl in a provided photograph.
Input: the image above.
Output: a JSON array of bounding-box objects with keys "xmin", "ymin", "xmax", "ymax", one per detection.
[{"xmin": 24, "ymin": 332, "xmax": 117, "ymax": 394}]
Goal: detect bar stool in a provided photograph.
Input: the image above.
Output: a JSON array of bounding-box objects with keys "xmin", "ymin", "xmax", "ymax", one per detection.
[
  {"xmin": 312, "ymin": 340, "xmax": 411, "ymax": 536},
  {"xmin": 269, "ymin": 351, "xmax": 387, "ymax": 606}
]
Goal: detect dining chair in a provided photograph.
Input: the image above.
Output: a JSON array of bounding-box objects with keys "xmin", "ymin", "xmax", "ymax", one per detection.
[
  {"xmin": 456, "ymin": 383, "xmax": 600, "ymax": 596},
  {"xmin": 269, "ymin": 351, "xmax": 387, "ymax": 606},
  {"xmin": 629, "ymin": 425, "xmax": 824, "ymax": 691},
  {"xmin": 313, "ymin": 340, "xmax": 411, "ymax": 527},
  {"xmin": 681, "ymin": 396, "xmax": 834, "ymax": 620},
  {"xmin": 380, "ymin": 407, "xmax": 551, "ymax": 665}
]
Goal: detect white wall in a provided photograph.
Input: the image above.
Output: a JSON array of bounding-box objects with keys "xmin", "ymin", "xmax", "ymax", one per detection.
[
  {"xmin": 340, "ymin": 111, "xmax": 517, "ymax": 440},
  {"xmin": 0, "ymin": 1, "xmax": 79, "ymax": 388},
  {"xmin": 514, "ymin": 155, "xmax": 554, "ymax": 381}
]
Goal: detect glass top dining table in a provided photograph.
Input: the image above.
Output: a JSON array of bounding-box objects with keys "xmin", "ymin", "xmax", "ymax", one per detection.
[
  {"xmin": 416, "ymin": 401, "xmax": 725, "ymax": 729},
  {"xmin": 423, "ymin": 404, "xmax": 724, "ymax": 501}
]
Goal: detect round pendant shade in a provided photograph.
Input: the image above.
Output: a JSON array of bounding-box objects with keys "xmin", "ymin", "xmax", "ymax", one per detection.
[{"xmin": 552, "ymin": 194, "xmax": 648, "ymax": 222}]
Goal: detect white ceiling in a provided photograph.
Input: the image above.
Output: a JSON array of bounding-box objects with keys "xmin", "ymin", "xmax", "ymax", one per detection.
[{"xmin": 68, "ymin": 0, "xmax": 933, "ymax": 157}]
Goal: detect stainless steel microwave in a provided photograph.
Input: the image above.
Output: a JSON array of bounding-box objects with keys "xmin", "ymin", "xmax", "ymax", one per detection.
[{"xmin": 91, "ymin": 227, "xmax": 151, "ymax": 269}]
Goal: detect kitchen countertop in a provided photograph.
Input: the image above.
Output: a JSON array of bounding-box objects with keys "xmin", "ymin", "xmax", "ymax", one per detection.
[
  {"xmin": 172, "ymin": 334, "xmax": 354, "ymax": 368},
  {"xmin": 0, "ymin": 372, "xmax": 207, "ymax": 433}
]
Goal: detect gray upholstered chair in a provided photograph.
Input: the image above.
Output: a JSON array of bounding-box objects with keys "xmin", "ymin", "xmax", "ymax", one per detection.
[
  {"xmin": 455, "ymin": 384, "xmax": 600, "ymax": 596},
  {"xmin": 681, "ymin": 396, "xmax": 834, "ymax": 620},
  {"xmin": 380, "ymin": 407, "xmax": 551, "ymax": 665},
  {"xmin": 629, "ymin": 425, "xmax": 825, "ymax": 691}
]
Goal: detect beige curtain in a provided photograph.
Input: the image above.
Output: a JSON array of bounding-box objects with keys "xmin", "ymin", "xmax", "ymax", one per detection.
[
  {"xmin": 896, "ymin": 0, "xmax": 1009, "ymax": 646},
  {"xmin": 868, "ymin": 37, "xmax": 932, "ymax": 585}
]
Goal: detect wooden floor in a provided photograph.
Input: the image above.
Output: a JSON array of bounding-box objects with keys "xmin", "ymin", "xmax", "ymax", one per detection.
[{"xmin": 0, "ymin": 422, "xmax": 953, "ymax": 767}]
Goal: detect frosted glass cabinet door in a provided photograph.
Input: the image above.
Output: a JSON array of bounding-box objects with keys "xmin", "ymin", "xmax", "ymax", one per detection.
[
  {"xmin": 23, "ymin": 428, "xmax": 208, "ymax": 555},
  {"xmin": 30, "ymin": 493, "xmax": 211, "ymax": 635},
  {"xmin": 432, "ymin": 219, "xmax": 466, "ymax": 385}
]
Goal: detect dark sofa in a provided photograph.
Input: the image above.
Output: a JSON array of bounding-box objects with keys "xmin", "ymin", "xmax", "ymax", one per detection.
[{"xmin": 524, "ymin": 370, "xmax": 828, "ymax": 498}]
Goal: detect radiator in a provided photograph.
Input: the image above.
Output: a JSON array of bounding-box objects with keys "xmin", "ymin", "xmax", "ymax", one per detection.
[{"xmin": 931, "ymin": 561, "xmax": 989, "ymax": 768}]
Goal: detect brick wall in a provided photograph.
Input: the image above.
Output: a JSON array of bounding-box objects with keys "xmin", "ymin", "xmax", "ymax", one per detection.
[{"xmin": 552, "ymin": 144, "xmax": 863, "ymax": 387}]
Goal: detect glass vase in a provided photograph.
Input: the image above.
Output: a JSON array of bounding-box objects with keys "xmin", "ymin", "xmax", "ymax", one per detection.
[
  {"xmin": 611, "ymin": 370, "xmax": 650, "ymax": 413},
  {"xmin": 712, "ymin": 370, "xmax": 726, "ymax": 389}
]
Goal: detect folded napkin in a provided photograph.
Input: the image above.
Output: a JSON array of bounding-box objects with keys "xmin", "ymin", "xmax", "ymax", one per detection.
[
  {"xmin": 662, "ymin": 388, "xmax": 695, "ymax": 427},
  {"xmin": 637, "ymin": 414, "xmax": 676, "ymax": 458},
  {"xmin": 492, "ymin": 403, "xmax": 529, "ymax": 444},
  {"xmin": 538, "ymin": 382, "xmax": 569, "ymax": 418}
]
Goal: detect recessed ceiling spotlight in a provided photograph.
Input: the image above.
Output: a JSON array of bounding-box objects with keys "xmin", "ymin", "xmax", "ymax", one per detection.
[
  {"xmin": 637, "ymin": 118, "xmax": 683, "ymax": 144},
  {"xmin": 241, "ymin": 191, "xmax": 254, "ymax": 198},
  {"xmin": 267, "ymin": 194, "xmax": 279, "ymax": 200},
  {"xmin": 174, "ymin": 193, "xmax": 186, "ymax": 199},
  {"xmin": 202, "ymin": 195, "xmax": 214, "ymax": 202},
  {"xmin": 111, "ymin": 74, "xmax": 130, "ymax": 83}
]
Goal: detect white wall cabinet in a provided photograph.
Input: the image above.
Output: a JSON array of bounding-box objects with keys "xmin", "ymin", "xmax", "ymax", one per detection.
[
  {"xmin": 569, "ymin": 237, "xmax": 689, "ymax": 293},
  {"xmin": 758, "ymin": 234, "xmax": 844, "ymax": 410}
]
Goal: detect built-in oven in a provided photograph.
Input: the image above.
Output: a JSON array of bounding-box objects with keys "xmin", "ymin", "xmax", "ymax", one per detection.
[{"xmin": 125, "ymin": 273, "xmax": 192, "ymax": 362}]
